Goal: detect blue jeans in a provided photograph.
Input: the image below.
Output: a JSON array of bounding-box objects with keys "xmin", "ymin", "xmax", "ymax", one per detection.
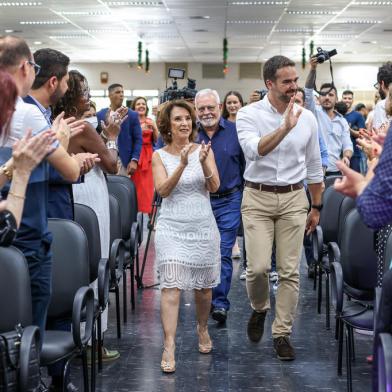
[
  {"xmin": 24, "ymin": 242, "xmax": 53, "ymax": 342},
  {"xmin": 211, "ymin": 190, "xmax": 242, "ymax": 311}
]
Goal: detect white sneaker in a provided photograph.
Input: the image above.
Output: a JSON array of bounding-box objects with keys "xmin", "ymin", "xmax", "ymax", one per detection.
[
  {"xmin": 269, "ymin": 271, "xmax": 278, "ymax": 282},
  {"xmin": 240, "ymin": 270, "xmax": 246, "ymax": 280}
]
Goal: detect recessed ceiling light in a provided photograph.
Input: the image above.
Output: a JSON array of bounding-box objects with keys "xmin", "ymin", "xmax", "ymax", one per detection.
[
  {"xmin": 139, "ymin": 19, "xmax": 172, "ymax": 24},
  {"xmin": 231, "ymin": 1, "xmax": 288, "ymax": 5},
  {"xmin": 189, "ymin": 16, "xmax": 210, "ymax": 19},
  {"xmin": 58, "ymin": 11, "xmax": 112, "ymax": 16},
  {"xmin": 20, "ymin": 21, "xmax": 68, "ymax": 25},
  {"xmin": 275, "ymin": 28, "xmax": 313, "ymax": 33},
  {"xmin": 33, "ymin": 41, "xmax": 42, "ymax": 44},
  {"xmin": 352, "ymin": 1, "xmax": 392, "ymax": 5},
  {"xmin": 104, "ymin": 1, "xmax": 162, "ymax": 6},
  {"xmin": 4, "ymin": 29, "xmax": 15, "ymax": 33},
  {"xmin": 227, "ymin": 20, "xmax": 277, "ymax": 24},
  {"xmin": 50, "ymin": 35, "xmax": 90, "ymax": 39},
  {"xmin": 0, "ymin": 2, "xmax": 42, "ymax": 6},
  {"xmin": 338, "ymin": 19, "xmax": 382, "ymax": 24},
  {"xmin": 286, "ymin": 10, "xmax": 338, "ymax": 15}
]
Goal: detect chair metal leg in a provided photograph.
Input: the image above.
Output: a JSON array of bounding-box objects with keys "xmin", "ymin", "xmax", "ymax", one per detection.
[
  {"xmin": 136, "ymin": 248, "xmax": 142, "ymax": 289},
  {"xmin": 313, "ymin": 262, "xmax": 318, "ymax": 291},
  {"xmin": 122, "ymin": 269, "xmax": 128, "ymax": 323},
  {"xmin": 82, "ymin": 350, "xmax": 90, "ymax": 392},
  {"xmin": 115, "ymin": 285, "xmax": 121, "ymax": 339},
  {"xmin": 345, "ymin": 326, "xmax": 353, "ymax": 392},
  {"xmin": 130, "ymin": 261, "xmax": 135, "ymax": 310},
  {"xmin": 62, "ymin": 359, "xmax": 71, "ymax": 392},
  {"xmin": 97, "ymin": 314, "xmax": 103, "ymax": 373},
  {"xmin": 349, "ymin": 326, "xmax": 356, "ymax": 362},
  {"xmin": 335, "ymin": 315, "xmax": 339, "ymax": 340},
  {"xmin": 91, "ymin": 324, "xmax": 96, "ymax": 391},
  {"xmin": 317, "ymin": 265, "xmax": 323, "ymax": 314},
  {"xmin": 326, "ymin": 271, "xmax": 330, "ymax": 330},
  {"xmin": 337, "ymin": 319, "xmax": 344, "ymax": 376}
]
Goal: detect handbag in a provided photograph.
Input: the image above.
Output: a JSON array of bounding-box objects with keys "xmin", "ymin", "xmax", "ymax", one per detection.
[{"xmin": 0, "ymin": 325, "xmax": 40, "ymax": 392}]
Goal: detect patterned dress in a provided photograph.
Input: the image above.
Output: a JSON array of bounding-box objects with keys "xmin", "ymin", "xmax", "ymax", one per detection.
[{"xmin": 154, "ymin": 146, "xmax": 221, "ymax": 290}]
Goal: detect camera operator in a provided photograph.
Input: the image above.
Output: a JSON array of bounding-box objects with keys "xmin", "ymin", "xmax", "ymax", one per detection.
[{"xmin": 305, "ymin": 56, "xmax": 353, "ymax": 176}]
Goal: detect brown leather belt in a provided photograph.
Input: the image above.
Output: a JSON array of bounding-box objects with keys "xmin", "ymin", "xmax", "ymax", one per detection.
[{"xmin": 245, "ymin": 180, "xmax": 303, "ymax": 193}]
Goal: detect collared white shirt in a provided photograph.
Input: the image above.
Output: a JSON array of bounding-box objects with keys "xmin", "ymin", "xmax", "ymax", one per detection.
[
  {"xmin": 236, "ymin": 95, "xmax": 323, "ymax": 186},
  {"xmin": 373, "ymin": 98, "xmax": 391, "ymax": 129}
]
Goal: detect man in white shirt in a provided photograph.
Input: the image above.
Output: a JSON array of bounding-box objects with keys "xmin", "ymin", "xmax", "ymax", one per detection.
[
  {"xmin": 373, "ymin": 61, "xmax": 392, "ymax": 129},
  {"xmin": 236, "ymin": 55, "xmax": 323, "ymax": 361}
]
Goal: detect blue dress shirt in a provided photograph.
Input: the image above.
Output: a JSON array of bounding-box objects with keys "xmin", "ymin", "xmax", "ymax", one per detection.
[
  {"xmin": 97, "ymin": 107, "xmax": 143, "ymax": 168},
  {"xmin": 345, "ymin": 111, "xmax": 366, "ymax": 158},
  {"xmin": 357, "ymin": 123, "xmax": 392, "ymax": 229},
  {"xmin": 197, "ymin": 118, "xmax": 245, "ymax": 194}
]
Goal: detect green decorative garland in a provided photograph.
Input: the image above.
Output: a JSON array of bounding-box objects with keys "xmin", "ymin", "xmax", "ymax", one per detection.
[
  {"xmin": 137, "ymin": 41, "xmax": 143, "ymax": 69},
  {"xmin": 223, "ymin": 38, "xmax": 228, "ymax": 74},
  {"xmin": 145, "ymin": 49, "xmax": 150, "ymax": 73},
  {"xmin": 302, "ymin": 47, "xmax": 306, "ymax": 69},
  {"xmin": 309, "ymin": 40, "xmax": 314, "ymax": 57}
]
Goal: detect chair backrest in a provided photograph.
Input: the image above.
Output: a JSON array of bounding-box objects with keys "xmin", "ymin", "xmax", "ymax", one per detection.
[
  {"xmin": 383, "ymin": 229, "xmax": 392, "ymax": 276},
  {"xmin": 74, "ymin": 203, "xmax": 101, "ymax": 283},
  {"xmin": 319, "ymin": 186, "xmax": 345, "ymax": 244},
  {"xmin": 109, "ymin": 194, "xmax": 122, "ymax": 246},
  {"xmin": 324, "ymin": 175, "xmax": 342, "ymax": 190},
  {"xmin": 339, "ymin": 209, "xmax": 377, "ymax": 295},
  {"xmin": 0, "ymin": 246, "xmax": 32, "ymax": 331},
  {"xmin": 47, "ymin": 219, "xmax": 90, "ymax": 320},
  {"xmin": 337, "ymin": 196, "xmax": 357, "ymax": 246},
  {"xmin": 106, "ymin": 181, "xmax": 132, "ymax": 241},
  {"xmin": 107, "ymin": 175, "xmax": 138, "ymax": 223}
]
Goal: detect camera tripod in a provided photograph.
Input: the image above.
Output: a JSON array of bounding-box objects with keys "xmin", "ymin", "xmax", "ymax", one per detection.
[{"xmin": 138, "ymin": 192, "xmax": 162, "ymax": 289}]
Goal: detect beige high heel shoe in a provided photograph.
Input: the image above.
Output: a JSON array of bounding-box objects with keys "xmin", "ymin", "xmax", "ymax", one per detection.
[
  {"xmin": 197, "ymin": 324, "xmax": 212, "ymax": 354},
  {"xmin": 160, "ymin": 346, "xmax": 176, "ymax": 373}
]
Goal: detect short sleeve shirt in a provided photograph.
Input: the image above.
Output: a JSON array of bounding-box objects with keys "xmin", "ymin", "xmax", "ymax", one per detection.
[{"xmin": 0, "ymin": 97, "xmax": 58, "ymax": 255}]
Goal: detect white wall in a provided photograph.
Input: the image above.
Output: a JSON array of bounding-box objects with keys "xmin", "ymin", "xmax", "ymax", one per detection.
[{"xmin": 71, "ymin": 61, "xmax": 382, "ymax": 105}]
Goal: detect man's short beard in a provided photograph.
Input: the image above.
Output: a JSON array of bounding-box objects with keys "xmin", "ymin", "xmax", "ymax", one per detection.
[
  {"xmin": 379, "ymin": 88, "xmax": 386, "ymax": 100},
  {"xmin": 49, "ymin": 86, "xmax": 64, "ymax": 106},
  {"xmin": 200, "ymin": 117, "xmax": 218, "ymax": 128}
]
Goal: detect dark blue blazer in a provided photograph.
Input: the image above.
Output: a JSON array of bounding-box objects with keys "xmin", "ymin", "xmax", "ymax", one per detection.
[{"xmin": 97, "ymin": 108, "xmax": 143, "ymax": 167}]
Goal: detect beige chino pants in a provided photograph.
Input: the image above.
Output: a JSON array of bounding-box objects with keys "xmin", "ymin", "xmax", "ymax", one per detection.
[{"xmin": 241, "ymin": 186, "xmax": 309, "ymax": 338}]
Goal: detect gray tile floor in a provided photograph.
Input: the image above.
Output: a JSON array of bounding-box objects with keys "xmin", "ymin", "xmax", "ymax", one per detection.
[{"xmin": 72, "ymin": 239, "xmax": 373, "ymax": 392}]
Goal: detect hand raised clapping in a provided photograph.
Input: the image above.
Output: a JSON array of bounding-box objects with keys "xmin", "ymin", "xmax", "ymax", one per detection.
[
  {"xmin": 180, "ymin": 143, "xmax": 193, "ymax": 166},
  {"xmin": 199, "ymin": 141, "xmax": 211, "ymax": 163}
]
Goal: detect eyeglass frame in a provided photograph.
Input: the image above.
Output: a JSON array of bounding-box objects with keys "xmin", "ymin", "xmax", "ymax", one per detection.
[
  {"xmin": 374, "ymin": 81, "xmax": 380, "ymax": 90},
  {"xmin": 23, "ymin": 60, "xmax": 41, "ymax": 76}
]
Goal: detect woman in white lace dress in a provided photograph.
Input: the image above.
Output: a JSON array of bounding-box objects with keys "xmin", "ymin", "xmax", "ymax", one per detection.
[{"xmin": 152, "ymin": 100, "xmax": 221, "ymax": 373}]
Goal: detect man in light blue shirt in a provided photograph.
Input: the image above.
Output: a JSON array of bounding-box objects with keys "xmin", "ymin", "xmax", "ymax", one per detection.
[{"xmin": 305, "ymin": 58, "xmax": 353, "ymax": 175}]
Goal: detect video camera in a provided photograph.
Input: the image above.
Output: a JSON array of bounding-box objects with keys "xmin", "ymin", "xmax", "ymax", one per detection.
[
  {"xmin": 313, "ymin": 47, "xmax": 337, "ymax": 64},
  {"xmin": 159, "ymin": 68, "xmax": 197, "ymax": 104}
]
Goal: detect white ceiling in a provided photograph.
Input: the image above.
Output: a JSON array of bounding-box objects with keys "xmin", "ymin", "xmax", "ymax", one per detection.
[{"xmin": 1, "ymin": 0, "xmax": 392, "ymax": 63}]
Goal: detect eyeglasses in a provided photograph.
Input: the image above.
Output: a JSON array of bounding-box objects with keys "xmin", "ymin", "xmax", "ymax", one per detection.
[
  {"xmin": 26, "ymin": 60, "xmax": 41, "ymax": 75},
  {"xmin": 374, "ymin": 82, "xmax": 380, "ymax": 90}
]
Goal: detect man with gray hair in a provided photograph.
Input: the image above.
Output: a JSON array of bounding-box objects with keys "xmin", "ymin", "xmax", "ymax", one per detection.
[{"xmin": 195, "ymin": 89, "xmax": 245, "ymax": 324}]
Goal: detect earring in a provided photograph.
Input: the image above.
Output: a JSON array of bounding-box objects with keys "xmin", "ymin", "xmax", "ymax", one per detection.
[{"xmin": 168, "ymin": 131, "xmax": 172, "ymax": 136}]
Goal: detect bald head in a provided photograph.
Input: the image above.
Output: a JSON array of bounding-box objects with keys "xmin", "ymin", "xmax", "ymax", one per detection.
[{"xmin": 0, "ymin": 35, "xmax": 31, "ymax": 72}]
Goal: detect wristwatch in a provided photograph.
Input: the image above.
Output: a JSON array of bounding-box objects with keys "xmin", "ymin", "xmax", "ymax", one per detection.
[{"xmin": 311, "ymin": 204, "xmax": 323, "ymax": 211}]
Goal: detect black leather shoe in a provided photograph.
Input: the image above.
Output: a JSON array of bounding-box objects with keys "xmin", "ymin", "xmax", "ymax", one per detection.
[
  {"xmin": 247, "ymin": 310, "xmax": 266, "ymax": 342},
  {"xmin": 273, "ymin": 336, "xmax": 296, "ymax": 361},
  {"xmin": 307, "ymin": 264, "xmax": 316, "ymax": 279},
  {"xmin": 211, "ymin": 308, "xmax": 227, "ymax": 323}
]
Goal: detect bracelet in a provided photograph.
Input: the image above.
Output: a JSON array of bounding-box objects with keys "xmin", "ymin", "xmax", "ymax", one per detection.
[
  {"xmin": 8, "ymin": 191, "xmax": 26, "ymax": 200},
  {"xmin": 106, "ymin": 140, "xmax": 118, "ymax": 151},
  {"xmin": 205, "ymin": 171, "xmax": 213, "ymax": 180}
]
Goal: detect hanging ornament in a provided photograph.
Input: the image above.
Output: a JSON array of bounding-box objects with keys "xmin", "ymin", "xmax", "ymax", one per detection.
[
  {"xmin": 302, "ymin": 47, "xmax": 306, "ymax": 69},
  {"xmin": 137, "ymin": 41, "xmax": 143, "ymax": 69},
  {"xmin": 223, "ymin": 38, "xmax": 229, "ymax": 74},
  {"xmin": 145, "ymin": 49, "xmax": 150, "ymax": 73},
  {"xmin": 309, "ymin": 40, "xmax": 314, "ymax": 57}
]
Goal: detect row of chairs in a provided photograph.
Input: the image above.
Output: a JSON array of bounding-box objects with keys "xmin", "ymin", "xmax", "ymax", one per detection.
[
  {"xmin": 0, "ymin": 175, "xmax": 143, "ymax": 391},
  {"xmin": 311, "ymin": 176, "xmax": 391, "ymax": 391}
]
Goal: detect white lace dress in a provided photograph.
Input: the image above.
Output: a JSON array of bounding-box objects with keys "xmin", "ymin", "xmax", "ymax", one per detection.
[{"xmin": 154, "ymin": 146, "xmax": 221, "ymax": 290}]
